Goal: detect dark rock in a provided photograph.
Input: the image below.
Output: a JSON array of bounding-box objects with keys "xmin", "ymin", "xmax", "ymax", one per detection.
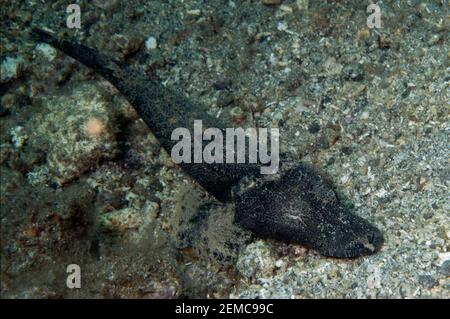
[
  {"xmin": 213, "ymin": 78, "xmax": 233, "ymax": 90},
  {"xmin": 418, "ymin": 274, "xmax": 438, "ymax": 288},
  {"xmin": 422, "ymin": 212, "xmax": 433, "ymax": 220},
  {"xmin": 320, "ymin": 96, "xmax": 332, "ymax": 108},
  {"xmin": 356, "ymin": 97, "xmax": 368, "ymax": 110},
  {"xmin": 316, "ymin": 135, "xmax": 330, "ymax": 149},
  {"xmin": 342, "ymin": 64, "xmax": 365, "ymax": 82},
  {"xmin": 341, "ymin": 146, "xmax": 353, "ymax": 156},
  {"xmin": 217, "ymin": 91, "xmax": 234, "ymax": 108},
  {"xmin": 308, "ymin": 122, "xmax": 321, "ymax": 134},
  {"xmin": 439, "ymin": 260, "xmax": 450, "ymax": 277}
]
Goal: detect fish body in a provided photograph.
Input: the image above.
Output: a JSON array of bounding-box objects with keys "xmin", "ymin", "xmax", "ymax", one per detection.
[{"xmin": 33, "ymin": 28, "xmax": 383, "ymax": 258}]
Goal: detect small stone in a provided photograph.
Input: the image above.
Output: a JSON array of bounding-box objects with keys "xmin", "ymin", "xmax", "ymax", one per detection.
[
  {"xmin": 344, "ymin": 115, "xmax": 353, "ymax": 124},
  {"xmin": 262, "ymin": 0, "xmax": 281, "ymax": 6},
  {"xmin": 9, "ymin": 126, "xmax": 28, "ymax": 148},
  {"xmin": 340, "ymin": 174, "xmax": 350, "ymax": 184},
  {"xmin": 399, "ymin": 284, "xmax": 413, "ymax": 297},
  {"xmin": 377, "ymin": 35, "xmax": 391, "ymax": 50},
  {"xmin": 213, "ymin": 78, "xmax": 233, "ymax": 90},
  {"xmin": 438, "ymin": 252, "xmax": 450, "ymax": 265},
  {"xmin": 341, "ymin": 146, "xmax": 353, "ymax": 155},
  {"xmin": 277, "ymin": 21, "xmax": 288, "ymax": 32},
  {"xmin": 230, "ymin": 106, "xmax": 246, "ymax": 124},
  {"xmin": 360, "ymin": 111, "xmax": 370, "ymax": 120},
  {"xmin": 295, "ymin": 0, "xmax": 308, "ymax": 12},
  {"xmin": 357, "ymin": 28, "xmax": 370, "ymax": 40},
  {"xmin": 342, "ymin": 64, "xmax": 365, "ymax": 82},
  {"xmin": 418, "ymin": 274, "xmax": 438, "ymax": 288},
  {"xmin": 427, "ymin": 34, "xmax": 441, "ymax": 46},
  {"xmin": 36, "ymin": 43, "xmax": 57, "ymax": 61},
  {"xmin": 145, "ymin": 36, "xmax": 158, "ymax": 50},
  {"xmin": 366, "ymin": 265, "xmax": 382, "ymax": 289},
  {"xmin": 307, "ymin": 122, "xmax": 320, "ymax": 134},
  {"xmin": 98, "ymin": 200, "xmax": 158, "ymax": 235},
  {"xmin": 316, "ymin": 134, "xmax": 330, "ymax": 149},
  {"xmin": 323, "ymin": 57, "xmax": 343, "ymax": 75},
  {"xmin": 279, "ymin": 5, "xmax": 293, "ymax": 14},
  {"xmin": 186, "ymin": 9, "xmax": 201, "ymax": 16},
  {"xmin": 236, "ymin": 241, "xmax": 275, "ymax": 279},
  {"xmin": 439, "ymin": 260, "xmax": 450, "ymax": 277},
  {"xmin": 112, "ymin": 34, "xmax": 143, "ymax": 58},
  {"xmin": 0, "ymin": 56, "xmax": 23, "ymax": 83},
  {"xmin": 217, "ymin": 91, "xmax": 234, "ymax": 108},
  {"xmin": 423, "ymin": 212, "xmax": 433, "ymax": 220}
]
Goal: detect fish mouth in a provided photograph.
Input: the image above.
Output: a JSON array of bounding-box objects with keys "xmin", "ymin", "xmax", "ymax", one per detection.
[
  {"xmin": 320, "ymin": 223, "xmax": 384, "ymax": 258},
  {"xmin": 233, "ymin": 163, "xmax": 384, "ymax": 258}
]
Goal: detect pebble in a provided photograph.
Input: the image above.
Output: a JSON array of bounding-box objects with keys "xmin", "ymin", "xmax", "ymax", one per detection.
[
  {"xmin": 262, "ymin": 0, "xmax": 281, "ymax": 6},
  {"xmin": 112, "ymin": 34, "xmax": 143, "ymax": 57},
  {"xmin": 275, "ymin": 259, "xmax": 284, "ymax": 268},
  {"xmin": 230, "ymin": 106, "xmax": 246, "ymax": 124},
  {"xmin": 439, "ymin": 260, "xmax": 450, "ymax": 277},
  {"xmin": 236, "ymin": 241, "xmax": 275, "ymax": 279},
  {"xmin": 342, "ymin": 64, "xmax": 365, "ymax": 82},
  {"xmin": 340, "ymin": 174, "xmax": 350, "ymax": 184},
  {"xmin": 427, "ymin": 34, "xmax": 441, "ymax": 46},
  {"xmin": 279, "ymin": 5, "xmax": 293, "ymax": 14},
  {"xmin": 217, "ymin": 91, "xmax": 234, "ymax": 108},
  {"xmin": 145, "ymin": 36, "xmax": 158, "ymax": 50},
  {"xmin": 0, "ymin": 56, "xmax": 23, "ymax": 83},
  {"xmin": 296, "ymin": 0, "xmax": 308, "ymax": 12},
  {"xmin": 360, "ymin": 111, "xmax": 370, "ymax": 120},
  {"xmin": 186, "ymin": 9, "xmax": 201, "ymax": 16},
  {"xmin": 35, "ymin": 43, "xmax": 57, "ymax": 61},
  {"xmin": 9, "ymin": 126, "xmax": 28, "ymax": 148},
  {"xmin": 418, "ymin": 274, "xmax": 438, "ymax": 288},
  {"xmin": 307, "ymin": 122, "xmax": 320, "ymax": 134}
]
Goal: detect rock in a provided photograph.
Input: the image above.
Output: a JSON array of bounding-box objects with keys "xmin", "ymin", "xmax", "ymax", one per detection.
[
  {"xmin": 342, "ymin": 64, "xmax": 365, "ymax": 82},
  {"xmin": 186, "ymin": 9, "xmax": 202, "ymax": 16},
  {"xmin": 98, "ymin": 201, "xmax": 159, "ymax": 235},
  {"xmin": 360, "ymin": 111, "xmax": 370, "ymax": 120},
  {"xmin": 399, "ymin": 283, "xmax": 414, "ymax": 298},
  {"xmin": 357, "ymin": 28, "xmax": 370, "ymax": 41},
  {"xmin": 366, "ymin": 264, "xmax": 382, "ymax": 289},
  {"xmin": 145, "ymin": 36, "xmax": 158, "ymax": 50},
  {"xmin": 35, "ymin": 43, "xmax": 57, "ymax": 61},
  {"xmin": 0, "ymin": 57, "xmax": 23, "ymax": 83},
  {"xmin": 262, "ymin": 0, "xmax": 281, "ymax": 6},
  {"xmin": 230, "ymin": 106, "xmax": 246, "ymax": 124},
  {"xmin": 439, "ymin": 260, "xmax": 450, "ymax": 277},
  {"xmin": 296, "ymin": 0, "xmax": 308, "ymax": 12},
  {"xmin": 213, "ymin": 78, "xmax": 233, "ymax": 90},
  {"xmin": 427, "ymin": 33, "xmax": 440, "ymax": 46},
  {"xmin": 112, "ymin": 34, "xmax": 143, "ymax": 58},
  {"xmin": 217, "ymin": 91, "xmax": 234, "ymax": 108},
  {"xmin": 274, "ymin": 259, "xmax": 285, "ymax": 268},
  {"xmin": 279, "ymin": 5, "xmax": 293, "ymax": 15},
  {"xmin": 9, "ymin": 126, "xmax": 28, "ymax": 148},
  {"xmin": 323, "ymin": 57, "xmax": 343, "ymax": 75},
  {"xmin": 308, "ymin": 122, "xmax": 320, "ymax": 134},
  {"xmin": 236, "ymin": 241, "xmax": 275, "ymax": 280},
  {"xmin": 27, "ymin": 84, "xmax": 118, "ymax": 185},
  {"xmin": 418, "ymin": 274, "xmax": 438, "ymax": 288}
]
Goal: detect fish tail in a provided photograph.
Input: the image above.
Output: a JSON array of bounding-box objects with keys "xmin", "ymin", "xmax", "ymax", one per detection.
[{"xmin": 31, "ymin": 28, "xmax": 123, "ymax": 86}]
